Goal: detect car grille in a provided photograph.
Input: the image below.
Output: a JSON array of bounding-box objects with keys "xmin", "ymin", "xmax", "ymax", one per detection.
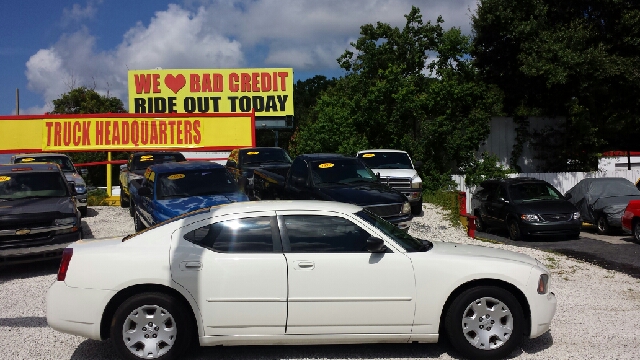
[
  {"xmin": 0, "ymin": 232, "xmax": 55, "ymax": 250},
  {"xmin": 539, "ymin": 213, "xmax": 572, "ymax": 222},
  {"xmin": 364, "ymin": 203, "xmax": 403, "ymax": 218},
  {"xmin": 380, "ymin": 177, "xmax": 412, "ymax": 189}
]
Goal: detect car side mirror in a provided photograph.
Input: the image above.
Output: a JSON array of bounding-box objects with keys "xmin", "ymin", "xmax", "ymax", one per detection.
[
  {"xmin": 138, "ymin": 187, "xmax": 152, "ymax": 197},
  {"xmin": 413, "ymin": 161, "xmax": 423, "ymax": 169},
  {"xmin": 67, "ymin": 182, "xmax": 77, "ymax": 196},
  {"xmin": 366, "ymin": 237, "xmax": 387, "ymax": 253}
]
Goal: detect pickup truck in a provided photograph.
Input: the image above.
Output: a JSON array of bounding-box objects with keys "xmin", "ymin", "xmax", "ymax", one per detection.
[
  {"xmin": 252, "ymin": 153, "xmax": 413, "ymax": 228},
  {"xmin": 119, "ymin": 151, "xmax": 186, "ymax": 215},
  {"xmin": 11, "ymin": 153, "xmax": 88, "ymax": 216},
  {"xmin": 0, "ymin": 163, "xmax": 81, "ymax": 263},
  {"xmin": 130, "ymin": 161, "xmax": 249, "ymax": 231},
  {"xmin": 225, "ymin": 147, "xmax": 292, "ymax": 198},
  {"xmin": 356, "ymin": 149, "xmax": 423, "ymax": 215}
]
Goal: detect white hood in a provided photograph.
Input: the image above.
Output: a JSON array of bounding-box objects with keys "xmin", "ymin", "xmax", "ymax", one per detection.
[
  {"xmin": 372, "ymin": 169, "xmax": 419, "ymax": 179},
  {"xmin": 427, "ymin": 241, "xmax": 539, "ymax": 267}
]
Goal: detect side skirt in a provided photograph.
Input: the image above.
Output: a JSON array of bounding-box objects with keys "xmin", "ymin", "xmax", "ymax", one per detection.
[{"xmin": 199, "ymin": 333, "xmax": 439, "ymax": 346}]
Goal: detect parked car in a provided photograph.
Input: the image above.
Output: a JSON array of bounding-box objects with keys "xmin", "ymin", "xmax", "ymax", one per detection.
[
  {"xmin": 356, "ymin": 149, "xmax": 423, "ymax": 215},
  {"xmin": 472, "ymin": 178, "xmax": 581, "ymax": 240},
  {"xmin": 11, "ymin": 153, "xmax": 88, "ymax": 216},
  {"xmin": 565, "ymin": 177, "xmax": 640, "ymax": 234},
  {"xmin": 119, "ymin": 151, "xmax": 186, "ymax": 214},
  {"xmin": 47, "ymin": 200, "xmax": 556, "ymax": 360},
  {"xmin": 252, "ymin": 153, "xmax": 412, "ymax": 228},
  {"xmin": 225, "ymin": 147, "xmax": 292, "ymax": 198},
  {"xmin": 621, "ymin": 200, "xmax": 640, "ymax": 242},
  {"xmin": 130, "ymin": 161, "xmax": 248, "ymax": 231},
  {"xmin": 0, "ymin": 163, "xmax": 81, "ymax": 263}
]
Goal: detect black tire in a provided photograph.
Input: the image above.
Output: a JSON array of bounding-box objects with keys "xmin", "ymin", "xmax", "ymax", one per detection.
[
  {"xmin": 507, "ymin": 219, "xmax": 523, "ymax": 241},
  {"xmin": 596, "ymin": 215, "xmax": 610, "ymax": 235},
  {"xmin": 567, "ymin": 232, "xmax": 580, "ymax": 240},
  {"xmin": 120, "ymin": 187, "xmax": 130, "ymax": 208},
  {"xmin": 129, "ymin": 199, "xmax": 135, "ymax": 217},
  {"xmin": 79, "ymin": 207, "xmax": 87, "ymax": 217},
  {"xmin": 445, "ymin": 286, "xmax": 524, "ymax": 360},
  {"xmin": 110, "ymin": 292, "xmax": 194, "ymax": 360},
  {"xmin": 134, "ymin": 212, "xmax": 146, "ymax": 232},
  {"xmin": 474, "ymin": 211, "xmax": 485, "ymax": 232},
  {"xmin": 634, "ymin": 220, "xmax": 640, "ymax": 243},
  {"xmin": 411, "ymin": 200, "xmax": 423, "ymax": 215}
]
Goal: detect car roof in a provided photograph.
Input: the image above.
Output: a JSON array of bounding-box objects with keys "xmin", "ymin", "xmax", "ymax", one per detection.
[
  {"xmin": 148, "ymin": 161, "xmax": 223, "ymax": 173},
  {"xmin": 12, "ymin": 153, "xmax": 69, "ymax": 158},
  {"xmin": 480, "ymin": 177, "xmax": 547, "ymax": 186},
  {"xmin": 132, "ymin": 151, "xmax": 185, "ymax": 157},
  {"xmin": 238, "ymin": 147, "xmax": 285, "ymax": 152},
  {"xmin": 299, "ymin": 153, "xmax": 351, "ymax": 161},
  {"xmin": 0, "ymin": 163, "xmax": 62, "ymax": 172},
  {"xmin": 208, "ymin": 200, "xmax": 362, "ymax": 216},
  {"xmin": 357, "ymin": 149, "xmax": 408, "ymax": 154}
]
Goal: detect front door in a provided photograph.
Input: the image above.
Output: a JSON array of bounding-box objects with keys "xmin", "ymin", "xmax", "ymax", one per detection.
[
  {"xmin": 170, "ymin": 212, "xmax": 288, "ymax": 336},
  {"xmin": 277, "ymin": 211, "xmax": 416, "ymax": 334}
]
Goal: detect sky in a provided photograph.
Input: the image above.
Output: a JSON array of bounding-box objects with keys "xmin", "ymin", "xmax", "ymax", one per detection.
[{"xmin": 0, "ymin": 0, "xmax": 477, "ymax": 116}]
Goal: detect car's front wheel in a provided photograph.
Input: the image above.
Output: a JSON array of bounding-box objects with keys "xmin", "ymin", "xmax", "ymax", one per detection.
[
  {"xmin": 411, "ymin": 200, "xmax": 423, "ymax": 215},
  {"xmin": 445, "ymin": 286, "xmax": 524, "ymax": 360},
  {"xmin": 507, "ymin": 219, "xmax": 522, "ymax": 241},
  {"xmin": 597, "ymin": 215, "xmax": 610, "ymax": 235},
  {"xmin": 110, "ymin": 292, "xmax": 194, "ymax": 360}
]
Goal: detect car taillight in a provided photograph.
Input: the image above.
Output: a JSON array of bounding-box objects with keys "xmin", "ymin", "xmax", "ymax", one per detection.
[{"xmin": 57, "ymin": 248, "xmax": 73, "ymax": 281}]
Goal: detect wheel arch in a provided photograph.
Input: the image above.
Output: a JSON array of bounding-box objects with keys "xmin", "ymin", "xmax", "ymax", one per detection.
[
  {"xmin": 438, "ymin": 278, "xmax": 532, "ymax": 338},
  {"xmin": 99, "ymin": 283, "xmax": 199, "ymax": 341}
]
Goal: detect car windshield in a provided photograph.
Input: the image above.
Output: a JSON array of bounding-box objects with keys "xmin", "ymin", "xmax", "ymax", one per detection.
[
  {"xmin": 0, "ymin": 171, "xmax": 68, "ymax": 200},
  {"xmin": 156, "ymin": 168, "xmax": 239, "ymax": 199},
  {"xmin": 14, "ymin": 156, "xmax": 75, "ymax": 172},
  {"xmin": 356, "ymin": 210, "xmax": 430, "ymax": 252},
  {"xmin": 310, "ymin": 159, "xmax": 377, "ymax": 186},
  {"xmin": 132, "ymin": 154, "xmax": 185, "ymax": 171},
  {"xmin": 358, "ymin": 152, "xmax": 413, "ymax": 169},
  {"xmin": 241, "ymin": 149, "xmax": 292, "ymax": 165},
  {"xmin": 509, "ymin": 182, "xmax": 563, "ymax": 203}
]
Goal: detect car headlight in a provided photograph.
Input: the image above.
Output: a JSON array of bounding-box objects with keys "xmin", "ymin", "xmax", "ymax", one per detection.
[
  {"xmin": 401, "ymin": 202, "xmax": 411, "ymax": 214},
  {"xmin": 521, "ymin": 214, "xmax": 541, "ymax": 222},
  {"xmin": 572, "ymin": 211, "xmax": 580, "ymax": 220},
  {"xmin": 54, "ymin": 217, "xmax": 77, "ymax": 226},
  {"xmin": 411, "ymin": 181, "xmax": 422, "ymax": 189},
  {"xmin": 75, "ymin": 185, "xmax": 86, "ymax": 194},
  {"xmin": 537, "ymin": 274, "xmax": 549, "ymax": 294}
]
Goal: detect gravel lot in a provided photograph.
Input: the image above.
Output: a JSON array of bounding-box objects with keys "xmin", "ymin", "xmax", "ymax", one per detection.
[{"xmin": 1, "ymin": 204, "xmax": 640, "ymax": 359}]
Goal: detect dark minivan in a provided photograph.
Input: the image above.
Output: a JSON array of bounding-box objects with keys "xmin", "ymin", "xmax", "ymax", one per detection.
[
  {"xmin": 0, "ymin": 163, "xmax": 81, "ymax": 263},
  {"xmin": 471, "ymin": 178, "xmax": 581, "ymax": 240}
]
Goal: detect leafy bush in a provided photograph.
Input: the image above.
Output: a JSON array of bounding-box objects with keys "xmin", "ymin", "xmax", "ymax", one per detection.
[
  {"xmin": 87, "ymin": 189, "xmax": 108, "ymax": 206},
  {"xmin": 422, "ymin": 190, "xmax": 461, "ymax": 226}
]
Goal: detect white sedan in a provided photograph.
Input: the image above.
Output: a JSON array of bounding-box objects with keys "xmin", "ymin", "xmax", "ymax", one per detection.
[{"xmin": 47, "ymin": 201, "xmax": 556, "ymax": 360}]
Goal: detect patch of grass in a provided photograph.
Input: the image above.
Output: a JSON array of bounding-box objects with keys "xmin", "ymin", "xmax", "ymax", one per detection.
[
  {"xmin": 87, "ymin": 189, "xmax": 108, "ymax": 206},
  {"xmin": 475, "ymin": 236, "xmax": 502, "ymax": 244},
  {"xmin": 423, "ymin": 190, "xmax": 461, "ymax": 226},
  {"xmin": 544, "ymin": 256, "xmax": 559, "ymax": 269}
]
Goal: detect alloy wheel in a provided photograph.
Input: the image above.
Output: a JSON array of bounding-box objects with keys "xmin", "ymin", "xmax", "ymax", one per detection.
[
  {"xmin": 461, "ymin": 296, "xmax": 513, "ymax": 351},
  {"xmin": 122, "ymin": 305, "xmax": 177, "ymax": 359}
]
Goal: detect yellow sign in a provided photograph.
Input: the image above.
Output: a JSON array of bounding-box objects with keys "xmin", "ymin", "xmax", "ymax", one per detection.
[
  {"xmin": 318, "ymin": 163, "xmax": 334, "ymax": 169},
  {"xmin": 140, "ymin": 155, "xmax": 154, "ymax": 161},
  {"xmin": 247, "ymin": 152, "xmax": 259, "ymax": 155},
  {"xmin": 0, "ymin": 176, "xmax": 10, "ymax": 182},
  {"xmin": 167, "ymin": 174, "xmax": 185, "ymax": 180},
  {"xmin": 362, "ymin": 154, "xmax": 375, "ymax": 158},
  {"xmin": 0, "ymin": 113, "xmax": 255, "ymax": 152},
  {"xmin": 20, "ymin": 158, "xmax": 35, "ymax": 162},
  {"xmin": 128, "ymin": 68, "xmax": 294, "ymax": 116}
]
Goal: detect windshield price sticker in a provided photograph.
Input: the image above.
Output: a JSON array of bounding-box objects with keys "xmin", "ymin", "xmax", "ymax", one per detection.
[
  {"xmin": 140, "ymin": 155, "xmax": 154, "ymax": 161},
  {"xmin": 362, "ymin": 154, "xmax": 375, "ymax": 158},
  {"xmin": 318, "ymin": 163, "xmax": 334, "ymax": 169},
  {"xmin": 21, "ymin": 158, "xmax": 35, "ymax": 162},
  {"xmin": 167, "ymin": 174, "xmax": 185, "ymax": 180},
  {"xmin": 247, "ymin": 152, "xmax": 259, "ymax": 155},
  {"xmin": 0, "ymin": 176, "xmax": 10, "ymax": 182}
]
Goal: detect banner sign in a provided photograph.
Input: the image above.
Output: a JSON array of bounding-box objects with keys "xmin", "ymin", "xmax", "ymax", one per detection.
[
  {"xmin": 128, "ymin": 68, "xmax": 294, "ymax": 116},
  {"xmin": 0, "ymin": 113, "xmax": 255, "ymax": 153}
]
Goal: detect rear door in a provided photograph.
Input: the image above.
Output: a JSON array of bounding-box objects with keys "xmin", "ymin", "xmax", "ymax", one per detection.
[{"xmin": 170, "ymin": 212, "xmax": 288, "ymax": 336}]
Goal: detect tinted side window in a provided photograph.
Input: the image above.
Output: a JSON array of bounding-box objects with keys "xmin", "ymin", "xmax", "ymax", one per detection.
[
  {"xmin": 289, "ymin": 158, "xmax": 308, "ymax": 183},
  {"xmin": 283, "ymin": 215, "xmax": 371, "ymax": 252},
  {"xmin": 184, "ymin": 216, "xmax": 274, "ymax": 253}
]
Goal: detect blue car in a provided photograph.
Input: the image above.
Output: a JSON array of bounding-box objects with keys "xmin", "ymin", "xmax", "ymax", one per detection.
[{"xmin": 130, "ymin": 161, "xmax": 249, "ymax": 231}]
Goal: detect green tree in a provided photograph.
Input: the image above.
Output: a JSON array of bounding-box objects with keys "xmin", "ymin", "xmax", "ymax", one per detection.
[
  {"xmin": 49, "ymin": 87, "xmax": 128, "ymax": 186},
  {"xmin": 472, "ymin": 0, "xmax": 640, "ymax": 171},
  {"xmin": 295, "ymin": 7, "xmax": 501, "ymax": 191}
]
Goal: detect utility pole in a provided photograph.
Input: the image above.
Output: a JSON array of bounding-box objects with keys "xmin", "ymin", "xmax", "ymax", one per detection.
[{"xmin": 16, "ymin": 88, "xmax": 19, "ymax": 115}]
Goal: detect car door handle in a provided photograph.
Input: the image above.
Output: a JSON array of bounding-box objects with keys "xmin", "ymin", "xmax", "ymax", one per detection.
[
  {"xmin": 295, "ymin": 261, "xmax": 315, "ymax": 270},
  {"xmin": 181, "ymin": 261, "xmax": 202, "ymax": 270}
]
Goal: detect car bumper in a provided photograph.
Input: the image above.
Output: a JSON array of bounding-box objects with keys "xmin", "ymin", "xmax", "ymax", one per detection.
[
  {"xmin": 519, "ymin": 220, "xmax": 582, "ymax": 236},
  {"xmin": 529, "ymin": 291, "xmax": 557, "ymax": 338},
  {"xmin": 77, "ymin": 193, "xmax": 88, "ymax": 209},
  {"xmin": 0, "ymin": 232, "xmax": 81, "ymax": 264},
  {"xmin": 47, "ymin": 281, "xmax": 115, "ymax": 340},
  {"xmin": 391, "ymin": 187, "xmax": 422, "ymax": 203}
]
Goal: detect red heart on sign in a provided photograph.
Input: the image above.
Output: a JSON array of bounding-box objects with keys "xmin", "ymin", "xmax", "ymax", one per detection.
[{"xmin": 164, "ymin": 74, "xmax": 186, "ymax": 94}]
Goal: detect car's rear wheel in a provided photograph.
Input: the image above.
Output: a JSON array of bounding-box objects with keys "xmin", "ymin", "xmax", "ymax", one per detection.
[
  {"xmin": 597, "ymin": 215, "xmax": 610, "ymax": 235},
  {"xmin": 411, "ymin": 200, "xmax": 423, "ymax": 215},
  {"xmin": 445, "ymin": 286, "xmax": 524, "ymax": 360},
  {"xmin": 474, "ymin": 211, "xmax": 485, "ymax": 232},
  {"xmin": 110, "ymin": 292, "xmax": 194, "ymax": 360},
  {"xmin": 507, "ymin": 219, "xmax": 522, "ymax": 241},
  {"xmin": 120, "ymin": 187, "xmax": 130, "ymax": 208},
  {"xmin": 633, "ymin": 220, "xmax": 640, "ymax": 243},
  {"xmin": 134, "ymin": 212, "xmax": 146, "ymax": 232}
]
